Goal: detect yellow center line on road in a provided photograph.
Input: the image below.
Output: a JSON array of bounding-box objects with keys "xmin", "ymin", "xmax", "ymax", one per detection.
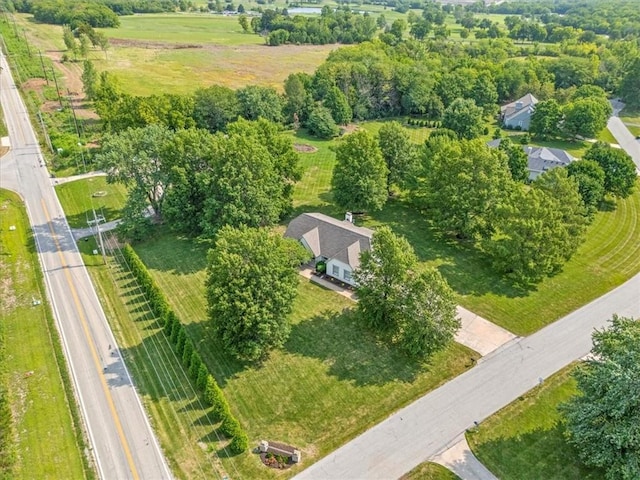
[{"xmin": 41, "ymin": 199, "xmax": 141, "ymax": 480}]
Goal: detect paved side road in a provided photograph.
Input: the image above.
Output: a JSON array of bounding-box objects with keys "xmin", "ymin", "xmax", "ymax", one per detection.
[
  {"xmin": 293, "ymin": 272, "xmax": 640, "ymax": 479},
  {"xmin": 609, "ymin": 100, "xmax": 640, "ymax": 172}
]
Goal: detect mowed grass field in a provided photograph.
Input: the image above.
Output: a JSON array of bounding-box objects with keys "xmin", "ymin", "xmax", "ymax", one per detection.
[
  {"xmin": 55, "ymin": 176, "xmax": 128, "ymax": 229},
  {"xmin": 466, "ymin": 365, "xmax": 602, "ymax": 479},
  {"xmin": 0, "ymin": 190, "xmax": 89, "ymax": 480},
  {"xmin": 401, "ymin": 462, "xmax": 461, "ymax": 480},
  {"xmin": 133, "ymin": 232, "xmax": 479, "ymax": 478},
  {"xmin": 289, "ymin": 125, "xmax": 640, "ymax": 335}
]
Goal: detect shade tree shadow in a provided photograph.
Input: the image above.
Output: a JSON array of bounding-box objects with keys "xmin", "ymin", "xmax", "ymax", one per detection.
[
  {"xmin": 468, "ymin": 424, "xmax": 604, "ymax": 480},
  {"xmin": 65, "ymin": 205, "xmax": 122, "ymax": 230},
  {"xmin": 286, "ymin": 309, "xmax": 424, "ymax": 386},
  {"xmin": 133, "ymin": 227, "xmax": 212, "ymax": 275},
  {"xmin": 366, "ymin": 199, "xmax": 532, "ymax": 298}
]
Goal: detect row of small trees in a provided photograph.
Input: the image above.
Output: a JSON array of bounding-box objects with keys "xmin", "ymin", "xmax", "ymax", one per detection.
[{"xmin": 121, "ymin": 245, "xmax": 248, "ymax": 453}]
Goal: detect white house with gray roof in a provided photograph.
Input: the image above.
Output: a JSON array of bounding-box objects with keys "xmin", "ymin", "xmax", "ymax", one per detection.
[
  {"xmin": 284, "ymin": 212, "xmax": 373, "ymax": 286},
  {"xmin": 488, "ymin": 139, "xmax": 576, "ymax": 180},
  {"xmin": 500, "ymin": 93, "xmax": 538, "ymax": 130}
]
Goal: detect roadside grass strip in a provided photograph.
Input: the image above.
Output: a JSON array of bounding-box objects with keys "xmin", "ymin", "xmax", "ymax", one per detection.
[
  {"xmin": 134, "ymin": 232, "xmax": 480, "ymax": 478},
  {"xmin": 86, "ymin": 244, "xmax": 241, "ymax": 480},
  {"xmin": 55, "ymin": 177, "xmax": 128, "ymax": 229},
  {"xmin": 0, "ymin": 189, "xmax": 89, "ymax": 480},
  {"xmin": 466, "ymin": 365, "xmax": 602, "ymax": 480},
  {"xmin": 401, "ymin": 462, "xmax": 461, "ymax": 480}
]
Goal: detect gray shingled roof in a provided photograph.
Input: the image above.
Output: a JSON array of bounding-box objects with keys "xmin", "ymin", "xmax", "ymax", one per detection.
[
  {"xmin": 501, "ymin": 93, "xmax": 538, "ymax": 121},
  {"xmin": 524, "ymin": 145, "xmax": 575, "ymax": 174},
  {"xmin": 487, "ymin": 139, "xmax": 575, "ymax": 177},
  {"xmin": 284, "ymin": 213, "xmax": 373, "ymax": 269}
]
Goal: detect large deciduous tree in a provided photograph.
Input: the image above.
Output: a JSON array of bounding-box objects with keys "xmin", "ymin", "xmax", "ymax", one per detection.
[
  {"xmin": 202, "ymin": 119, "xmax": 301, "ymax": 234},
  {"xmin": 563, "ymin": 98, "xmax": 612, "ymax": 139},
  {"xmin": 417, "ymin": 137, "xmax": 513, "ymax": 240},
  {"xmin": 561, "ymin": 315, "xmax": 640, "ymax": 480},
  {"xmin": 354, "ymin": 227, "xmax": 459, "ymax": 358},
  {"xmin": 484, "ymin": 168, "xmax": 587, "ymax": 284},
  {"xmin": 583, "ymin": 142, "xmax": 637, "ymax": 199},
  {"xmin": 566, "ymin": 160, "xmax": 606, "ymax": 212},
  {"xmin": 377, "ymin": 121, "xmax": 417, "ymax": 194},
  {"xmin": 529, "ymin": 99, "xmax": 563, "ymax": 139},
  {"xmin": 205, "ymin": 226, "xmax": 308, "ymax": 361},
  {"xmin": 97, "ymin": 124, "xmax": 174, "ymax": 220},
  {"xmin": 331, "ymin": 130, "xmax": 388, "ymax": 212},
  {"xmin": 193, "ymin": 85, "xmax": 240, "ymax": 133},
  {"xmin": 236, "ymin": 85, "xmax": 283, "ymax": 123},
  {"xmin": 441, "ymin": 97, "xmax": 484, "ymax": 140}
]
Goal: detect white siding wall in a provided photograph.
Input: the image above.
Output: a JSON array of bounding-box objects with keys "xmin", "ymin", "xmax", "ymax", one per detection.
[{"xmin": 326, "ymin": 258, "xmax": 356, "ymax": 286}]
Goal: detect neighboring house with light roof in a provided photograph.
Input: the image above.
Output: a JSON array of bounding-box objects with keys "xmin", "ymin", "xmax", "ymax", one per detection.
[
  {"xmin": 500, "ymin": 93, "xmax": 539, "ymax": 130},
  {"xmin": 488, "ymin": 139, "xmax": 576, "ymax": 180},
  {"xmin": 284, "ymin": 212, "xmax": 373, "ymax": 286}
]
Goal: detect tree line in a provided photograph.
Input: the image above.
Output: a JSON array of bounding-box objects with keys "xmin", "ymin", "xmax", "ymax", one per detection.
[
  {"xmin": 84, "ymin": 30, "xmax": 638, "ymax": 141},
  {"xmin": 328, "ymin": 125, "xmax": 636, "ymax": 285},
  {"xmin": 10, "ymin": 0, "xmax": 180, "ymax": 28},
  {"xmin": 478, "ymin": 0, "xmax": 640, "ymax": 39},
  {"xmin": 252, "ymin": 6, "xmax": 378, "ymax": 46}
]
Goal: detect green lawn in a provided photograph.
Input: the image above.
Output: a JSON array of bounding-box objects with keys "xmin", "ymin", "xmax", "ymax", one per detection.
[
  {"xmin": 401, "ymin": 462, "xmax": 461, "ymax": 480},
  {"xmin": 104, "ymin": 14, "xmax": 264, "ymax": 46},
  {"xmin": 619, "ymin": 105, "xmax": 640, "ymax": 126},
  {"xmin": 55, "ymin": 176, "xmax": 128, "ymax": 229},
  {"xmin": 626, "ymin": 125, "xmax": 640, "ymax": 137},
  {"xmin": 290, "ymin": 126, "xmax": 640, "ymax": 335},
  {"xmin": 596, "ymin": 127, "xmax": 618, "ymax": 144},
  {"xmin": 132, "ymin": 231, "xmax": 479, "ymax": 478},
  {"xmin": 0, "ymin": 190, "xmax": 90, "ymax": 480},
  {"xmin": 466, "ymin": 365, "xmax": 602, "ymax": 480}
]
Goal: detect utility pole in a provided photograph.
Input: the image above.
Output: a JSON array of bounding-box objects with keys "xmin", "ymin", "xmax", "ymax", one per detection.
[
  {"xmin": 93, "ymin": 209, "xmax": 106, "ymax": 265},
  {"xmin": 38, "ymin": 50, "xmax": 48, "ymax": 85},
  {"xmin": 38, "ymin": 111, "xmax": 53, "ymax": 153},
  {"xmin": 50, "ymin": 67, "xmax": 63, "ymax": 108}
]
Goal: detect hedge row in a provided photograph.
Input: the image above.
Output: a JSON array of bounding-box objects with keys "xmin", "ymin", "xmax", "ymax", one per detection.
[
  {"xmin": 407, "ymin": 118, "xmax": 442, "ymax": 128},
  {"xmin": 121, "ymin": 245, "xmax": 248, "ymax": 454}
]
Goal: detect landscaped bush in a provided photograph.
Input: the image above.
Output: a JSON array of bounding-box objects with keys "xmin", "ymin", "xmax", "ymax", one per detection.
[
  {"xmin": 188, "ymin": 351, "xmax": 202, "ymax": 381},
  {"xmin": 121, "ymin": 245, "xmax": 248, "ymax": 453},
  {"xmin": 182, "ymin": 338, "xmax": 194, "ymax": 366}
]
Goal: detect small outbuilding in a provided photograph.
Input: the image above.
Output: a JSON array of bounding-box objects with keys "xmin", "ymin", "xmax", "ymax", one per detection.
[{"xmin": 284, "ymin": 212, "xmax": 373, "ymax": 286}]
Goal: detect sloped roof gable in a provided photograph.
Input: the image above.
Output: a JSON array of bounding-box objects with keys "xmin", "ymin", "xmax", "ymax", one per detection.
[
  {"xmin": 501, "ymin": 93, "xmax": 539, "ymax": 120},
  {"xmin": 285, "ymin": 213, "xmax": 373, "ymax": 269}
]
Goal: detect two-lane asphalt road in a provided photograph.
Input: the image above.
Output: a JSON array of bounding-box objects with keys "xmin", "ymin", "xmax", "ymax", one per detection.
[{"xmin": 0, "ymin": 53, "xmax": 172, "ymax": 479}]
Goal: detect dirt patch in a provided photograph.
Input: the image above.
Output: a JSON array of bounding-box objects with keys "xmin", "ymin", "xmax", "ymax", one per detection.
[
  {"xmin": 109, "ymin": 37, "xmax": 203, "ymax": 50},
  {"xmin": 341, "ymin": 123, "xmax": 359, "ymax": 135},
  {"xmin": 0, "ymin": 261, "xmax": 16, "ymax": 314},
  {"xmin": 42, "ymin": 50, "xmax": 99, "ymax": 120},
  {"xmin": 22, "ymin": 78, "xmax": 47, "ymax": 90},
  {"xmin": 294, "ymin": 143, "xmax": 318, "ymax": 153}
]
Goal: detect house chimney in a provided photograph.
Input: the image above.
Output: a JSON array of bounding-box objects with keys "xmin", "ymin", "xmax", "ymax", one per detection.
[
  {"xmin": 515, "ymin": 101, "xmax": 523, "ymax": 110},
  {"xmin": 345, "ymin": 212, "xmax": 353, "ymax": 223}
]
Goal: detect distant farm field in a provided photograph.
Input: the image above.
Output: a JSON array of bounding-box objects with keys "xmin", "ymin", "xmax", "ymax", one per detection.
[
  {"xmin": 18, "ymin": 13, "xmax": 337, "ymax": 95},
  {"xmin": 97, "ymin": 14, "xmax": 338, "ymax": 94}
]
